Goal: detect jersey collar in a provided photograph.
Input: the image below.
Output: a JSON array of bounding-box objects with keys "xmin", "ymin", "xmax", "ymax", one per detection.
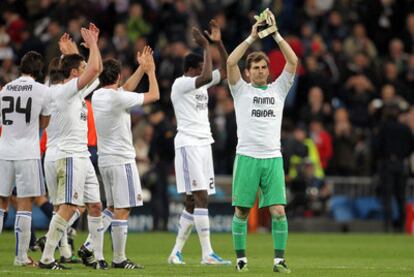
[
  {"xmin": 20, "ymin": 75, "xmax": 35, "ymax": 81},
  {"xmin": 251, "ymin": 83, "xmax": 268, "ymax": 90}
]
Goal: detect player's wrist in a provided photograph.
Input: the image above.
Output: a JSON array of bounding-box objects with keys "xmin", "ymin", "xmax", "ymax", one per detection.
[
  {"xmin": 245, "ymin": 35, "xmax": 256, "ymax": 45},
  {"xmin": 272, "ymin": 32, "xmax": 284, "ymax": 44}
]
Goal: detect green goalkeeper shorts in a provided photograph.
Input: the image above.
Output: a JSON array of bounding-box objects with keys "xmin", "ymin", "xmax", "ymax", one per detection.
[{"xmin": 232, "ymin": 154, "xmax": 286, "ymax": 208}]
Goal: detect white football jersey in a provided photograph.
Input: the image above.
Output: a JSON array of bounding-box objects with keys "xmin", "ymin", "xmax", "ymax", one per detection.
[
  {"xmin": 171, "ymin": 70, "xmax": 220, "ymax": 148},
  {"xmin": 52, "ymin": 78, "xmax": 90, "ymax": 159},
  {"xmin": 45, "ymin": 79, "xmax": 99, "ymax": 162},
  {"xmin": 0, "ymin": 76, "xmax": 51, "ymax": 160},
  {"xmin": 92, "ymin": 87, "xmax": 144, "ymax": 167},
  {"xmin": 229, "ymin": 70, "xmax": 295, "ymax": 158}
]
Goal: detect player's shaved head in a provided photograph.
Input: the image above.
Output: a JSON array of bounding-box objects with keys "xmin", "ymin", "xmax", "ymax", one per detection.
[
  {"xmin": 60, "ymin": 54, "xmax": 85, "ymax": 78},
  {"xmin": 100, "ymin": 58, "xmax": 121, "ymax": 86},
  {"xmin": 183, "ymin": 53, "xmax": 203, "ymax": 73},
  {"xmin": 20, "ymin": 51, "xmax": 45, "ymax": 80},
  {"xmin": 246, "ymin": 51, "xmax": 269, "ymax": 70}
]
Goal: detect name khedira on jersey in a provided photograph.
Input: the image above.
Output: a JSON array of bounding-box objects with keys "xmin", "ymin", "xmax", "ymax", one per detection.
[
  {"xmin": 251, "ymin": 96, "xmax": 276, "ymax": 118},
  {"xmin": 6, "ymin": 85, "xmax": 33, "ymax": 91}
]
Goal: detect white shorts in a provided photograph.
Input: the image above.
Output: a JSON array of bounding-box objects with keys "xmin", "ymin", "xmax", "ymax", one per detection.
[
  {"xmin": 55, "ymin": 157, "xmax": 100, "ymax": 206},
  {"xmin": 99, "ymin": 162, "xmax": 143, "ymax": 208},
  {"xmin": 175, "ymin": 145, "xmax": 216, "ymax": 195},
  {"xmin": 44, "ymin": 160, "xmax": 57, "ymax": 204},
  {"xmin": 0, "ymin": 159, "xmax": 46, "ymax": 197}
]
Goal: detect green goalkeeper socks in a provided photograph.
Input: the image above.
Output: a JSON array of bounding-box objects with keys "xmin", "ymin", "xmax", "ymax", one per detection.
[
  {"xmin": 272, "ymin": 215, "xmax": 288, "ymax": 258},
  {"xmin": 232, "ymin": 215, "xmax": 247, "ymax": 258}
]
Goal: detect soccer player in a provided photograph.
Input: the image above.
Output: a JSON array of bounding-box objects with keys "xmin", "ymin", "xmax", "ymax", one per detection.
[
  {"xmin": 168, "ymin": 20, "xmax": 231, "ymax": 265},
  {"xmin": 0, "ymin": 51, "xmax": 52, "ymax": 266},
  {"xmin": 226, "ymin": 11, "xmax": 298, "ymax": 273},
  {"xmin": 38, "ymin": 25, "xmax": 106, "ymax": 270},
  {"xmin": 37, "ymin": 34, "xmax": 101, "ymax": 264},
  {"xmin": 92, "ymin": 46, "xmax": 159, "ymax": 269}
]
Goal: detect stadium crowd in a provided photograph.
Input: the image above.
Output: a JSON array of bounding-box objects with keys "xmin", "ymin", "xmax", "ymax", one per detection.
[{"xmin": 1, "ymin": 0, "xmax": 414, "ymax": 218}]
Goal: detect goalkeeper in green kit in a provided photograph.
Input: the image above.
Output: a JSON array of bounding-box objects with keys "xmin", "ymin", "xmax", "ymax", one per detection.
[{"xmin": 226, "ymin": 9, "xmax": 298, "ymax": 273}]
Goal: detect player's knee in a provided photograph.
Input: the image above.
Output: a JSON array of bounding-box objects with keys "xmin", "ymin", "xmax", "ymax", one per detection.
[
  {"xmin": 193, "ymin": 191, "xmax": 208, "ymax": 208},
  {"xmin": 235, "ymin": 207, "xmax": 250, "ymax": 219},
  {"xmin": 86, "ymin": 202, "xmax": 102, "ymax": 216},
  {"xmin": 184, "ymin": 196, "xmax": 195, "ymax": 213},
  {"xmin": 269, "ymin": 205, "xmax": 285, "ymax": 217},
  {"xmin": 114, "ymin": 208, "xmax": 130, "ymax": 220}
]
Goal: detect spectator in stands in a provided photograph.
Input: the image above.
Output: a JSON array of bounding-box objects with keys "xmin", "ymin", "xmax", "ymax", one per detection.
[
  {"xmin": 287, "ymin": 125, "xmax": 324, "ymax": 180},
  {"xmin": 148, "ymin": 106, "xmax": 175, "ymax": 231},
  {"xmin": 340, "ymin": 74, "xmax": 375, "ymax": 128},
  {"xmin": 404, "ymin": 54, "xmax": 414, "ymax": 95},
  {"xmin": 328, "ymin": 108, "xmax": 356, "ymax": 175},
  {"xmin": 343, "ymin": 23, "xmax": 378, "ymax": 60},
  {"xmin": 127, "ymin": 3, "xmax": 151, "ymax": 43},
  {"xmin": 373, "ymin": 103, "xmax": 414, "ymax": 232},
  {"xmin": 288, "ymin": 158, "xmax": 330, "ymax": 217},
  {"xmin": 401, "ymin": 13, "xmax": 414, "ymax": 54},
  {"xmin": 299, "ymin": 86, "xmax": 332, "ymax": 125},
  {"xmin": 382, "ymin": 61, "xmax": 410, "ymax": 102},
  {"xmin": 309, "ymin": 119, "xmax": 333, "ymax": 170}
]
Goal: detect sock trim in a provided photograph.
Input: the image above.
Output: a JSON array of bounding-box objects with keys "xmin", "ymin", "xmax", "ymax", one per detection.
[
  {"xmin": 16, "ymin": 211, "xmax": 32, "ymax": 218},
  {"xmin": 112, "ymin": 220, "xmax": 128, "ymax": 227},
  {"xmin": 103, "ymin": 209, "xmax": 113, "ymax": 218},
  {"xmin": 194, "ymin": 208, "xmax": 208, "ymax": 216},
  {"xmin": 182, "ymin": 211, "xmax": 194, "ymax": 221},
  {"xmin": 272, "ymin": 215, "xmax": 287, "ymax": 222},
  {"xmin": 233, "ymin": 215, "xmax": 248, "ymax": 224}
]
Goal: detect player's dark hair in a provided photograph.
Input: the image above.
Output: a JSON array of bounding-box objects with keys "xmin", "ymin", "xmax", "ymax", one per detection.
[
  {"xmin": 246, "ymin": 51, "xmax": 269, "ymax": 70},
  {"xmin": 183, "ymin": 53, "xmax": 203, "ymax": 73},
  {"xmin": 48, "ymin": 57, "xmax": 65, "ymax": 85},
  {"xmin": 20, "ymin": 51, "xmax": 45, "ymax": 80},
  {"xmin": 99, "ymin": 58, "xmax": 121, "ymax": 86},
  {"xmin": 60, "ymin": 54, "xmax": 85, "ymax": 78}
]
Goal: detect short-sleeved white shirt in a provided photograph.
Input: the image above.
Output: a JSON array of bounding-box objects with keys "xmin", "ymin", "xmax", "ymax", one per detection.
[
  {"xmin": 45, "ymin": 79, "xmax": 99, "ymax": 162},
  {"xmin": 52, "ymin": 78, "xmax": 90, "ymax": 159},
  {"xmin": 0, "ymin": 76, "xmax": 51, "ymax": 160},
  {"xmin": 171, "ymin": 70, "xmax": 221, "ymax": 148},
  {"xmin": 92, "ymin": 87, "xmax": 144, "ymax": 167},
  {"xmin": 229, "ymin": 70, "xmax": 295, "ymax": 158}
]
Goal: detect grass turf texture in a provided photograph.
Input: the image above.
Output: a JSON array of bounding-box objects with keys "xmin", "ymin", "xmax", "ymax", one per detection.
[{"xmin": 0, "ymin": 232, "xmax": 413, "ymax": 276}]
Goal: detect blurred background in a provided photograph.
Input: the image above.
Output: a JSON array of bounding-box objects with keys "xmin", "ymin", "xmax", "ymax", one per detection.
[{"xmin": 1, "ymin": 0, "xmax": 414, "ymax": 234}]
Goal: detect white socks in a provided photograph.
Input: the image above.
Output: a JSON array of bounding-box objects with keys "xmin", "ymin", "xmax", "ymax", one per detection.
[
  {"xmin": 194, "ymin": 208, "xmax": 213, "ymax": 257},
  {"xmin": 58, "ymin": 229, "xmax": 72, "ymax": 259},
  {"xmin": 67, "ymin": 209, "xmax": 81, "ymax": 227},
  {"xmin": 0, "ymin": 208, "xmax": 4, "ymax": 234},
  {"xmin": 41, "ymin": 214, "xmax": 68, "ymax": 264},
  {"xmin": 87, "ymin": 215, "xmax": 104, "ymax": 261},
  {"xmin": 171, "ymin": 210, "xmax": 194, "ymax": 255},
  {"xmin": 14, "ymin": 211, "xmax": 32, "ymax": 264},
  {"xmin": 84, "ymin": 209, "xmax": 112, "ymax": 252},
  {"xmin": 111, "ymin": 220, "xmax": 128, "ymax": 263}
]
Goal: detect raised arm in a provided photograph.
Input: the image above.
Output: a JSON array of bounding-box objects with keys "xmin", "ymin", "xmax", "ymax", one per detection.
[
  {"xmin": 227, "ymin": 23, "xmax": 259, "ymax": 85},
  {"xmin": 88, "ymin": 23, "xmax": 103, "ymax": 74},
  {"xmin": 59, "ymin": 33, "xmax": 80, "ymax": 55},
  {"xmin": 77, "ymin": 26, "xmax": 101, "ymax": 90},
  {"xmin": 193, "ymin": 28, "xmax": 213, "ymax": 88},
  {"xmin": 141, "ymin": 47, "xmax": 160, "ymax": 105},
  {"xmin": 204, "ymin": 19, "xmax": 228, "ymax": 80},
  {"xmin": 268, "ymin": 11, "xmax": 298, "ymax": 74},
  {"xmin": 122, "ymin": 47, "xmax": 148, "ymax": 91}
]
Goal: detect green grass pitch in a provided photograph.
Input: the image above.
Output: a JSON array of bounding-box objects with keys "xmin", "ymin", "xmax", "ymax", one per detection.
[{"xmin": 0, "ymin": 231, "xmax": 413, "ymax": 276}]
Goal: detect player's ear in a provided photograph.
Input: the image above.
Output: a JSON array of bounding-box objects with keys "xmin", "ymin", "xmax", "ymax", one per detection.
[
  {"xmin": 244, "ymin": 68, "xmax": 250, "ymax": 78},
  {"xmin": 117, "ymin": 74, "xmax": 121, "ymax": 84},
  {"xmin": 70, "ymin": 68, "xmax": 78, "ymax": 77}
]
